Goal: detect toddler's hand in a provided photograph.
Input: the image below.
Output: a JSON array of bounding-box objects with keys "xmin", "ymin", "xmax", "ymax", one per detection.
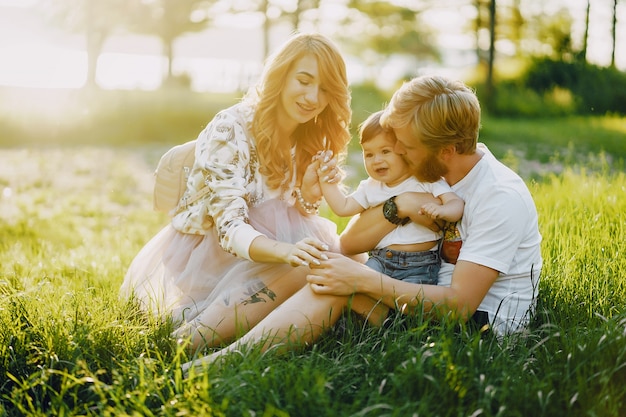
[{"xmin": 419, "ymin": 202, "xmax": 444, "ymax": 220}]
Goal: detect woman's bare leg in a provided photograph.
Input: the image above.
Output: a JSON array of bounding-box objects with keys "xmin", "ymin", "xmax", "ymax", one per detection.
[
  {"xmin": 181, "ymin": 286, "xmax": 393, "ymax": 374},
  {"xmin": 173, "ymin": 270, "xmax": 308, "ymax": 350},
  {"xmin": 182, "ymin": 284, "xmax": 348, "ymax": 373}
]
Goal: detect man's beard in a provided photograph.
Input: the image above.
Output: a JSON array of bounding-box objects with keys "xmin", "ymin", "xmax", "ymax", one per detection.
[{"xmin": 412, "ymin": 152, "xmax": 448, "ymax": 183}]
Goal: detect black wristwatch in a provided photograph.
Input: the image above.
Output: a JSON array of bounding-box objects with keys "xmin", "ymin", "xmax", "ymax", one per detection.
[{"xmin": 382, "ymin": 196, "xmax": 410, "ymax": 226}]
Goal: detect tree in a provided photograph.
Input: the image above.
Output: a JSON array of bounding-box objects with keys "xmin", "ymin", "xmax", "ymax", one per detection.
[
  {"xmin": 339, "ymin": 0, "xmax": 439, "ymax": 83},
  {"xmin": 227, "ymin": 0, "xmax": 321, "ymax": 60},
  {"xmin": 581, "ymin": 0, "xmax": 590, "ymax": 62},
  {"xmin": 610, "ymin": 0, "xmax": 618, "ymax": 68},
  {"xmin": 127, "ymin": 0, "xmax": 215, "ymax": 87},
  {"xmin": 510, "ymin": 0, "xmax": 523, "ymax": 53},
  {"xmin": 473, "ymin": 0, "xmax": 486, "ymax": 67},
  {"xmin": 41, "ymin": 0, "xmax": 131, "ymax": 90},
  {"xmin": 537, "ymin": 9, "xmax": 574, "ymax": 61},
  {"xmin": 472, "ymin": 0, "xmax": 497, "ymax": 107},
  {"xmin": 486, "ymin": 0, "xmax": 496, "ymax": 108},
  {"xmin": 581, "ymin": 0, "xmax": 620, "ymax": 68},
  {"xmin": 290, "ymin": 0, "xmax": 322, "ymax": 32},
  {"xmin": 225, "ymin": 0, "xmax": 271, "ymax": 59},
  {"xmin": 346, "ymin": 0, "xmax": 438, "ymax": 57}
]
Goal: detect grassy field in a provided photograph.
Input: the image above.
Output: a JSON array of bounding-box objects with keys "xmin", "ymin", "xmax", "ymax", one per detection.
[
  {"xmin": 0, "ymin": 90, "xmax": 625, "ymax": 415},
  {"xmin": 1, "ymin": 148, "xmax": 625, "ymax": 416}
]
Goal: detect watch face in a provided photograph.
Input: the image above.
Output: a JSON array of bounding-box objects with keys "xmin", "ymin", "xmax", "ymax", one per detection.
[{"xmin": 383, "ymin": 198, "xmax": 397, "ymax": 218}]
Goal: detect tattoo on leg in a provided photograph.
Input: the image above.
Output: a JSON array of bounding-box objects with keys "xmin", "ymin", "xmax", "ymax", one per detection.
[{"xmin": 241, "ymin": 282, "xmax": 277, "ymax": 305}]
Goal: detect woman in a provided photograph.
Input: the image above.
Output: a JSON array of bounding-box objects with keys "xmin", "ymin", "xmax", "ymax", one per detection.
[{"xmin": 120, "ymin": 33, "xmax": 353, "ymax": 350}]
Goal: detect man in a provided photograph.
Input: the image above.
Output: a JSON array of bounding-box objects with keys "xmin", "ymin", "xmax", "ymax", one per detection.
[{"xmin": 313, "ymin": 74, "xmax": 543, "ymax": 334}]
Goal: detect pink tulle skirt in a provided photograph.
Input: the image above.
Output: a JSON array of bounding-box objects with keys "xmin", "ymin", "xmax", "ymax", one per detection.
[{"xmin": 120, "ymin": 199, "xmax": 341, "ymax": 324}]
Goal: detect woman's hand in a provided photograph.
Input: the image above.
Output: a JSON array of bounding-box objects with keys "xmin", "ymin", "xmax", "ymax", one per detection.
[
  {"xmin": 250, "ymin": 236, "xmax": 329, "ymax": 266},
  {"xmin": 286, "ymin": 238, "xmax": 330, "ymax": 268},
  {"xmin": 315, "ymin": 151, "xmax": 340, "ymax": 184},
  {"xmin": 300, "ymin": 150, "xmax": 341, "ymax": 205},
  {"xmin": 302, "ymin": 156, "xmax": 321, "ymax": 184},
  {"xmin": 301, "ymin": 153, "xmax": 323, "ymax": 202}
]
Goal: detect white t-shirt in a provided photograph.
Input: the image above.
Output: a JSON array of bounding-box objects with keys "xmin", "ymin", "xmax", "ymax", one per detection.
[
  {"xmin": 349, "ymin": 176, "xmax": 452, "ymax": 248},
  {"xmin": 438, "ymin": 144, "xmax": 543, "ymax": 335}
]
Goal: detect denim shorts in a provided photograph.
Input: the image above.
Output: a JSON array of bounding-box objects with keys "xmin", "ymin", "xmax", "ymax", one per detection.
[{"xmin": 366, "ymin": 247, "xmax": 440, "ymax": 285}]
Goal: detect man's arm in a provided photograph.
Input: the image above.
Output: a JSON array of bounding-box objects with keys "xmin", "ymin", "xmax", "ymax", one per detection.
[
  {"xmin": 340, "ymin": 192, "xmax": 440, "ymax": 255},
  {"xmin": 308, "ymin": 253, "xmax": 499, "ymax": 322},
  {"xmin": 339, "ymin": 206, "xmax": 395, "ymax": 255},
  {"xmin": 394, "ymin": 192, "xmax": 441, "ymax": 225}
]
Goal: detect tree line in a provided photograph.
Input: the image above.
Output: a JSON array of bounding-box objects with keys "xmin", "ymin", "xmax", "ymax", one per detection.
[{"xmin": 39, "ymin": 0, "xmax": 624, "ymax": 114}]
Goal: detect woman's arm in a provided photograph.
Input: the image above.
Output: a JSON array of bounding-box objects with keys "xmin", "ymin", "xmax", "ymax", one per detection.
[
  {"xmin": 249, "ymin": 235, "xmax": 330, "ymax": 267},
  {"xmin": 196, "ymin": 112, "xmax": 267, "ymax": 259},
  {"xmin": 194, "ymin": 111, "xmax": 330, "ymax": 265}
]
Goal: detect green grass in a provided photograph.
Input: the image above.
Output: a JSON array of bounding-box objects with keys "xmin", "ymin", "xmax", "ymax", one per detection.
[
  {"xmin": 1, "ymin": 87, "xmax": 626, "ymax": 415},
  {"xmin": 0, "ymin": 86, "xmax": 624, "ymax": 175},
  {"xmin": 1, "ymin": 141, "xmax": 625, "ymax": 415},
  {"xmin": 480, "ymin": 115, "xmax": 626, "ymax": 167},
  {"xmin": 0, "ymin": 87, "xmax": 240, "ymax": 147}
]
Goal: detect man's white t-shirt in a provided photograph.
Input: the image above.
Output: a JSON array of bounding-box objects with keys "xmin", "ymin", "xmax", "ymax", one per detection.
[
  {"xmin": 438, "ymin": 144, "xmax": 543, "ymax": 335},
  {"xmin": 350, "ymin": 177, "xmax": 452, "ymax": 249}
]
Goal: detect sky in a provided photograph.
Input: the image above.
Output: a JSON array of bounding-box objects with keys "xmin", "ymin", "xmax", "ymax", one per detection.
[{"xmin": 0, "ymin": 0, "xmax": 623, "ymax": 91}]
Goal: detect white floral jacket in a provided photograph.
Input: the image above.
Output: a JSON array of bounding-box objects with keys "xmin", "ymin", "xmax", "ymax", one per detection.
[{"xmin": 171, "ymin": 103, "xmax": 290, "ymax": 261}]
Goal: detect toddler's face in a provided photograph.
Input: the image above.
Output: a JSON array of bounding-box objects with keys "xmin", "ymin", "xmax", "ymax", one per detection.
[{"xmin": 362, "ymin": 133, "xmax": 411, "ymax": 187}]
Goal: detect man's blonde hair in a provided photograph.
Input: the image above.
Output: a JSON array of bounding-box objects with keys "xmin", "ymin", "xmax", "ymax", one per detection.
[{"xmin": 381, "ymin": 75, "xmax": 480, "ymax": 155}]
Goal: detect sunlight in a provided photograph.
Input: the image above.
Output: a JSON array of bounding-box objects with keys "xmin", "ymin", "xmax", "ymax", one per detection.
[
  {"xmin": 0, "ymin": 42, "xmax": 167, "ymax": 90},
  {"xmin": 0, "ymin": 43, "xmax": 85, "ymax": 88},
  {"xmin": 0, "ymin": 0, "xmax": 623, "ymax": 91},
  {"xmin": 97, "ymin": 52, "xmax": 163, "ymax": 90},
  {"xmin": 0, "ymin": 0, "xmax": 37, "ymax": 6}
]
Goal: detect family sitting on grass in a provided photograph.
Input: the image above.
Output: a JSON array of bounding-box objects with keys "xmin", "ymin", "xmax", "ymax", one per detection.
[{"xmin": 120, "ymin": 32, "xmax": 542, "ymax": 374}]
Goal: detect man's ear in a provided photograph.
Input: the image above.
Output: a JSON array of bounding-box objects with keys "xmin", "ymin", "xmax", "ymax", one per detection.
[{"xmin": 439, "ymin": 144, "xmax": 457, "ymax": 160}]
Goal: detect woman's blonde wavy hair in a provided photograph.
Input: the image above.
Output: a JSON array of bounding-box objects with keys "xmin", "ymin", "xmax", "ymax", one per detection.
[
  {"xmin": 243, "ymin": 32, "xmax": 352, "ymax": 190},
  {"xmin": 381, "ymin": 75, "xmax": 481, "ymax": 155}
]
